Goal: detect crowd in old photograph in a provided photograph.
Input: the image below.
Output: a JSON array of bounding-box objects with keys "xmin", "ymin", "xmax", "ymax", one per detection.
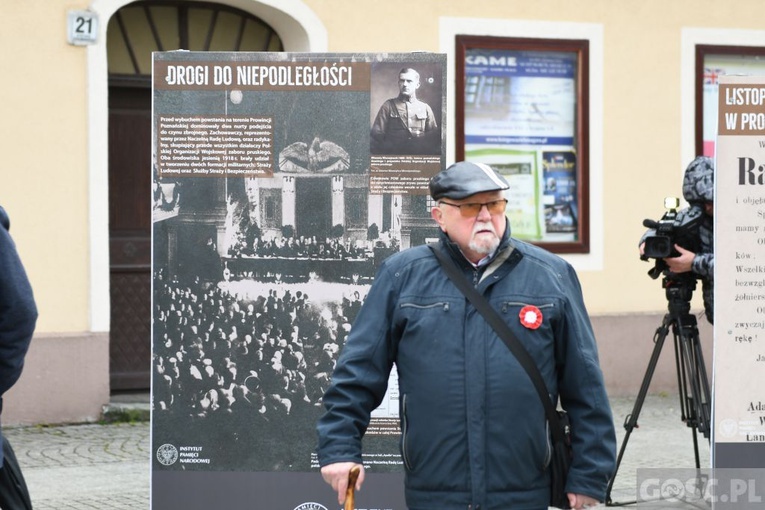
[
  {"xmin": 152, "ymin": 271, "xmax": 366, "ymax": 426},
  {"xmin": 229, "ymin": 234, "xmax": 371, "ymax": 260}
]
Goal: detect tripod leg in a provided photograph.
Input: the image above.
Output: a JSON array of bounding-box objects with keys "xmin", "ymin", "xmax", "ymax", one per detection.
[
  {"xmin": 606, "ymin": 315, "xmax": 671, "ymax": 506},
  {"xmin": 690, "ymin": 330, "xmax": 712, "ymax": 438},
  {"xmin": 671, "ymin": 327, "xmax": 701, "ymax": 469},
  {"xmin": 676, "ymin": 316, "xmax": 711, "ymax": 438},
  {"xmin": 672, "ymin": 312, "xmax": 712, "ymax": 472},
  {"xmin": 672, "ymin": 330, "xmax": 688, "ymax": 424},
  {"xmin": 679, "ymin": 332, "xmax": 704, "ymax": 467}
]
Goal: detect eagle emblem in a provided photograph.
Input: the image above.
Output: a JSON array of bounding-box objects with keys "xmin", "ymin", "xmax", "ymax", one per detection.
[{"xmin": 278, "ymin": 137, "xmax": 350, "ymax": 173}]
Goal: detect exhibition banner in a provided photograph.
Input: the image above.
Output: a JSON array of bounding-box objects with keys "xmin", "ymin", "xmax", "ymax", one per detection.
[
  {"xmin": 150, "ymin": 51, "xmax": 445, "ymax": 509},
  {"xmin": 713, "ymin": 75, "xmax": 765, "ymax": 468}
]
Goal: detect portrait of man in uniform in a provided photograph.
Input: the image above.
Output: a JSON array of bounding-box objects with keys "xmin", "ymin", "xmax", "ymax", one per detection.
[{"xmin": 370, "ymin": 66, "xmax": 441, "ymax": 156}]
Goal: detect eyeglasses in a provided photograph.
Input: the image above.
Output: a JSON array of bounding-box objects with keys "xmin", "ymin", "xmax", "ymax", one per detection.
[{"xmin": 439, "ymin": 199, "xmax": 508, "ymax": 218}]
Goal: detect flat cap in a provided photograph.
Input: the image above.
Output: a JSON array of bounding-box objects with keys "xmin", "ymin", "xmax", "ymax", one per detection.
[{"xmin": 429, "ymin": 161, "xmax": 509, "ymax": 200}]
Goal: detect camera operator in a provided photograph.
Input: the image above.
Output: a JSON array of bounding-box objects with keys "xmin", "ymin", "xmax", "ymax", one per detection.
[{"xmin": 639, "ymin": 156, "xmax": 714, "ymax": 323}]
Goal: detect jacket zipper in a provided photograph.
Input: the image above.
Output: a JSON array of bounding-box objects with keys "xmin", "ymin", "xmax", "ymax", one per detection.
[
  {"xmin": 543, "ymin": 419, "xmax": 553, "ymax": 468},
  {"xmin": 501, "ymin": 300, "xmax": 555, "ymax": 468},
  {"xmin": 399, "ymin": 302, "xmax": 450, "ymax": 311},
  {"xmin": 500, "ymin": 302, "xmax": 555, "ymax": 313},
  {"xmin": 401, "ymin": 394, "xmax": 413, "ymax": 470}
]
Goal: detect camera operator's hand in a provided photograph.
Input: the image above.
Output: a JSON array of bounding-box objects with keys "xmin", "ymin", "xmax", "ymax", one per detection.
[
  {"xmin": 638, "ymin": 242, "xmax": 646, "ymax": 257},
  {"xmin": 664, "ymin": 244, "xmax": 695, "ymax": 273}
]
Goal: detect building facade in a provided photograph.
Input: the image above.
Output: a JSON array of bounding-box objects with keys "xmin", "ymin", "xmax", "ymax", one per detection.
[{"xmin": 6, "ymin": 0, "xmax": 756, "ymax": 424}]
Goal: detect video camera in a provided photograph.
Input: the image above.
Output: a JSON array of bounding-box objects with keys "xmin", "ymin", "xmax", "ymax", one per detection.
[{"xmin": 641, "ymin": 197, "xmax": 703, "ymax": 280}]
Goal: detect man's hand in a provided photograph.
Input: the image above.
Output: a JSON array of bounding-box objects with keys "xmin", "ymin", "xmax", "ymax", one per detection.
[
  {"xmin": 664, "ymin": 244, "xmax": 695, "ymax": 273},
  {"xmin": 567, "ymin": 492, "xmax": 601, "ymax": 509},
  {"xmin": 320, "ymin": 462, "xmax": 365, "ymax": 505}
]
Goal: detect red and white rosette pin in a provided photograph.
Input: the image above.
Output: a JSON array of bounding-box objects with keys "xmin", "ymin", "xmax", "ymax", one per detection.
[{"xmin": 519, "ymin": 305, "xmax": 543, "ymax": 330}]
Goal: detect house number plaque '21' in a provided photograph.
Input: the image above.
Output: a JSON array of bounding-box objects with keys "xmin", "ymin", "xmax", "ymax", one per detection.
[{"xmin": 67, "ymin": 10, "xmax": 99, "ymax": 46}]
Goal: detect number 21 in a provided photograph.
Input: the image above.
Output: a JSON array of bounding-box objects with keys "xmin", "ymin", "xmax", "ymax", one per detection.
[{"xmin": 76, "ymin": 16, "xmax": 93, "ymax": 34}]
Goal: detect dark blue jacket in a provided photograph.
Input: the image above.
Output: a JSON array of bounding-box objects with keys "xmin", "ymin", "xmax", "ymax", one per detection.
[
  {"xmin": 0, "ymin": 206, "xmax": 38, "ymax": 466},
  {"xmin": 317, "ymin": 225, "xmax": 616, "ymax": 509}
]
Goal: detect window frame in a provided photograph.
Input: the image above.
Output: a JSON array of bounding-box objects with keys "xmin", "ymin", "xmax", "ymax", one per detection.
[{"xmin": 455, "ymin": 35, "xmax": 590, "ymax": 254}]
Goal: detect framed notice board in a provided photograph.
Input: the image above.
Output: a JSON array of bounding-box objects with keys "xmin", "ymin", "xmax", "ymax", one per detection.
[{"xmin": 456, "ymin": 35, "xmax": 590, "ymax": 254}]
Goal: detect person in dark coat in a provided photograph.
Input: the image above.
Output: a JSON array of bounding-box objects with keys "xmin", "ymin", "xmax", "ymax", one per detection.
[
  {"xmin": 0, "ymin": 205, "xmax": 38, "ymax": 509},
  {"xmin": 639, "ymin": 156, "xmax": 715, "ymax": 323},
  {"xmin": 317, "ymin": 162, "xmax": 615, "ymax": 510}
]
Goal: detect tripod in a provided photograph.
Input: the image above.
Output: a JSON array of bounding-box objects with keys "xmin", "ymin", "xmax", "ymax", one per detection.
[{"xmin": 605, "ymin": 274, "xmax": 712, "ymax": 506}]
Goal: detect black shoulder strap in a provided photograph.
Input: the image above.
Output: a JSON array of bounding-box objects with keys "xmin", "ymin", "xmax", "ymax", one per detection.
[{"xmin": 428, "ymin": 244, "xmax": 565, "ymax": 443}]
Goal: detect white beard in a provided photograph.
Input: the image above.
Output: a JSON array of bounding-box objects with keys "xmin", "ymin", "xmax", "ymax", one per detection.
[{"xmin": 468, "ymin": 221, "xmax": 500, "ymax": 256}]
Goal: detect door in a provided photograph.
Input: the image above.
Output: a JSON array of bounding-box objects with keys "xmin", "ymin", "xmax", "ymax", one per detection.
[
  {"xmin": 296, "ymin": 177, "xmax": 332, "ymax": 239},
  {"xmin": 105, "ymin": 1, "xmax": 284, "ymax": 391},
  {"xmin": 109, "ymin": 85, "xmax": 152, "ymax": 391}
]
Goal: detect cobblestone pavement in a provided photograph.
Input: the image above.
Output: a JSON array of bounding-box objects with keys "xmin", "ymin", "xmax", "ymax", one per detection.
[
  {"xmin": 4, "ymin": 421, "xmax": 150, "ymax": 510},
  {"xmin": 2, "ymin": 394, "xmax": 711, "ymax": 509},
  {"xmin": 608, "ymin": 394, "xmax": 711, "ymax": 507}
]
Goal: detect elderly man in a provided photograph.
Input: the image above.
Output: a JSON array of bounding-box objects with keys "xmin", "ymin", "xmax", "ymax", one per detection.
[
  {"xmin": 370, "ymin": 67, "xmax": 439, "ymax": 155},
  {"xmin": 317, "ymin": 161, "xmax": 616, "ymax": 510}
]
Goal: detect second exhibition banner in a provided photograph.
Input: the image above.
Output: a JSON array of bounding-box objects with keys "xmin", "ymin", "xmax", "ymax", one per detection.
[{"xmin": 714, "ymin": 74, "xmax": 765, "ymax": 470}]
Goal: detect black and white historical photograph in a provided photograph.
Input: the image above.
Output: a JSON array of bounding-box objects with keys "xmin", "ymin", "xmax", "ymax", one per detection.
[
  {"xmin": 370, "ymin": 61, "xmax": 444, "ymax": 156},
  {"xmin": 151, "ymin": 172, "xmax": 404, "ymax": 471}
]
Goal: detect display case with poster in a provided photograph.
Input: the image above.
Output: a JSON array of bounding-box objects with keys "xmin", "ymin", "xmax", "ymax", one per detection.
[
  {"xmin": 150, "ymin": 51, "xmax": 445, "ymax": 509},
  {"xmin": 456, "ymin": 35, "xmax": 590, "ymax": 254}
]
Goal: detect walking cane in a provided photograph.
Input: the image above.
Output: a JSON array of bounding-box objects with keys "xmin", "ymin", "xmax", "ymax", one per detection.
[{"xmin": 344, "ymin": 465, "xmax": 361, "ymax": 510}]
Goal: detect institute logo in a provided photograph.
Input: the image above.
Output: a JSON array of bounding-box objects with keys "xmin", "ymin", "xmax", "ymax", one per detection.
[
  {"xmin": 294, "ymin": 503, "xmax": 328, "ymax": 510},
  {"xmin": 156, "ymin": 443, "xmax": 179, "ymax": 466},
  {"xmin": 719, "ymin": 418, "xmax": 738, "ymax": 438}
]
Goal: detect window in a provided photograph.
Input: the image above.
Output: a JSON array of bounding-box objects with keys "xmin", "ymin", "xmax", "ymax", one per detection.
[
  {"xmin": 456, "ymin": 35, "xmax": 590, "ymax": 254},
  {"xmin": 261, "ymin": 189, "xmax": 282, "ymax": 229},
  {"xmin": 107, "ymin": 1, "xmax": 283, "ymax": 79},
  {"xmin": 345, "ymin": 189, "xmax": 368, "ymax": 230},
  {"xmin": 695, "ymin": 45, "xmax": 765, "ymax": 157}
]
